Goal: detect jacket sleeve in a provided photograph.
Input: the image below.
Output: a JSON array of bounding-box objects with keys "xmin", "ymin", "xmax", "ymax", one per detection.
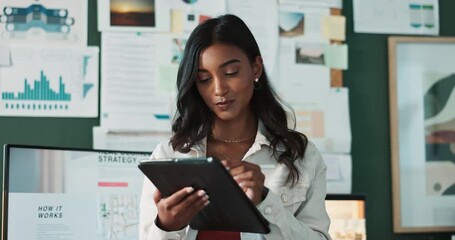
[
  {"xmin": 257, "ymin": 142, "xmax": 331, "ymax": 240},
  {"xmin": 138, "ymin": 143, "xmax": 192, "ymax": 240}
]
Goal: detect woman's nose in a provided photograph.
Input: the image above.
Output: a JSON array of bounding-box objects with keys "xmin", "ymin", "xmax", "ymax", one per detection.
[{"xmin": 214, "ymin": 77, "xmax": 229, "ymax": 96}]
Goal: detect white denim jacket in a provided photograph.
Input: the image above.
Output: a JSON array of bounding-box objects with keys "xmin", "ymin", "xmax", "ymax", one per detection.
[{"xmin": 139, "ymin": 125, "xmax": 331, "ymax": 240}]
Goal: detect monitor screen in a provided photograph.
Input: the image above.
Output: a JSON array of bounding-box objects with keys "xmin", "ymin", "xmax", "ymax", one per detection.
[
  {"xmin": 2, "ymin": 144, "xmax": 151, "ymax": 240},
  {"xmin": 325, "ymin": 194, "xmax": 367, "ymax": 240}
]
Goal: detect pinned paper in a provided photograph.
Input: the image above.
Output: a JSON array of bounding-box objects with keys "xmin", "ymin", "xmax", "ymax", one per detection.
[
  {"xmin": 321, "ymin": 15, "xmax": 346, "ymax": 41},
  {"xmin": 325, "ymin": 155, "xmax": 341, "ymax": 180},
  {"xmin": 171, "ymin": 10, "xmax": 184, "ymax": 34},
  {"xmin": 0, "ymin": 44, "xmax": 11, "ymax": 66},
  {"xmin": 324, "ymin": 44, "xmax": 348, "ymax": 70},
  {"xmin": 157, "ymin": 64, "xmax": 178, "ymax": 93},
  {"xmin": 323, "ymin": 153, "xmax": 352, "ymax": 194}
]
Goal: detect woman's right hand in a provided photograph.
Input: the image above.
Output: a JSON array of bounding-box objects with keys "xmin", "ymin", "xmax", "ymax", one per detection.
[{"xmin": 153, "ymin": 187, "xmax": 210, "ymax": 231}]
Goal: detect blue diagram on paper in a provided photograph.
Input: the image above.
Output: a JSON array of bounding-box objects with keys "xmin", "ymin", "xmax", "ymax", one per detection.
[{"xmin": 0, "ymin": 4, "xmax": 75, "ymax": 33}]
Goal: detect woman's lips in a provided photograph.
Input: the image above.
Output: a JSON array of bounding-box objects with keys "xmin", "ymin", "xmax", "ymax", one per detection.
[{"xmin": 215, "ymin": 100, "xmax": 234, "ymax": 110}]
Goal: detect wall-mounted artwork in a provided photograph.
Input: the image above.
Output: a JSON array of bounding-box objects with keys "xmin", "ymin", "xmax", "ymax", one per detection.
[{"xmin": 388, "ymin": 36, "xmax": 455, "ymax": 233}]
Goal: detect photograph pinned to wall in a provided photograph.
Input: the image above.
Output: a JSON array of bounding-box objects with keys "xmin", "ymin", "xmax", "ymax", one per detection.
[
  {"xmin": 295, "ymin": 42, "xmax": 324, "ymax": 65},
  {"xmin": 98, "ymin": 0, "xmax": 170, "ymax": 32},
  {"xmin": 0, "ymin": 0, "xmax": 88, "ymax": 46},
  {"xmin": 388, "ymin": 36, "xmax": 455, "ymax": 233},
  {"xmin": 110, "ymin": 0, "xmax": 156, "ymax": 27},
  {"xmin": 278, "ymin": 5, "xmax": 330, "ymax": 42},
  {"xmin": 279, "ymin": 12, "xmax": 304, "ymax": 38}
]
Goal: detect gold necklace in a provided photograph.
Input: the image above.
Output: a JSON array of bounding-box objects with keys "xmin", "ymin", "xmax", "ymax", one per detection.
[{"xmin": 210, "ymin": 134, "xmax": 252, "ymax": 144}]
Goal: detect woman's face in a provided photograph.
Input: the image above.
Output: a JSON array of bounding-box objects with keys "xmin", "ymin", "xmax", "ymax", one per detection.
[{"xmin": 195, "ymin": 43, "xmax": 262, "ymax": 122}]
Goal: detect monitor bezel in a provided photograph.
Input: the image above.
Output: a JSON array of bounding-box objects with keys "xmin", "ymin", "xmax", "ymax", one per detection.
[{"xmin": 2, "ymin": 143, "xmax": 151, "ymax": 240}]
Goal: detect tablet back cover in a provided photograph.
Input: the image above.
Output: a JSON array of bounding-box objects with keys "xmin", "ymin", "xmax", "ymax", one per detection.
[{"xmin": 138, "ymin": 158, "xmax": 270, "ymax": 234}]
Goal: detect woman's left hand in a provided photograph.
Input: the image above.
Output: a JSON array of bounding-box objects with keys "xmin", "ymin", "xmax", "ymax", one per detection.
[{"xmin": 221, "ymin": 160, "xmax": 265, "ymax": 205}]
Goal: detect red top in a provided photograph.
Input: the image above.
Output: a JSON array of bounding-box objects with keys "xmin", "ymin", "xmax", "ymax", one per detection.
[{"xmin": 196, "ymin": 230, "xmax": 241, "ymax": 240}]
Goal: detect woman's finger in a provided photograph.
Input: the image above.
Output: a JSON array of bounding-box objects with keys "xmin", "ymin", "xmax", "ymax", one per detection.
[
  {"xmin": 153, "ymin": 189, "xmax": 162, "ymax": 204},
  {"xmin": 173, "ymin": 190, "xmax": 209, "ymax": 213},
  {"xmin": 161, "ymin": 187, "xmax": 195, "ymax": 209}
]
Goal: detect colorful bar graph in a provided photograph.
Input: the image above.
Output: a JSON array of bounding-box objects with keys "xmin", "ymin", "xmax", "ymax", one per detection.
[{"xmin": 1, "ymin": 70, "xmax": 71, "ymax": 101}]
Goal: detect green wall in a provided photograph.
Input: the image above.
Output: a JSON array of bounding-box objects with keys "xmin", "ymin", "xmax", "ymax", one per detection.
[
  {"xmin": 344, "ymin": 0, "xmax": 455, "ymax": 239},
  {"xmin": 0, "ymin": 1, "xmax": 454, "ymax": 239}
]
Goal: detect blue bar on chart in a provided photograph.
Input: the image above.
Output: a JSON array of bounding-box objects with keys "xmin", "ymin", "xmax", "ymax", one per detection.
[{"xmin": 1, "ymin": 70, "xmax": 71, "ymax": 101}]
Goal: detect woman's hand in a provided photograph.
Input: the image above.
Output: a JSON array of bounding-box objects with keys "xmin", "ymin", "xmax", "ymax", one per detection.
[
  {"xmin": 153, "ymin": 187, "xmax": 209, "ymax": 231},
  {"xmin": 222, "ymin": 161, "xmax": 265, "ymax": 205}
]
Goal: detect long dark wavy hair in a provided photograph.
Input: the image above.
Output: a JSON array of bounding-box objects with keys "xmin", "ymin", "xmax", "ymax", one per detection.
[{"xmin": 170, "ymin": 14, "xmax": 308, "ymax": 186}]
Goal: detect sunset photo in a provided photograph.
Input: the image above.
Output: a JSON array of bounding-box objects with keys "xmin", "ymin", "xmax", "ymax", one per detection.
[{"xmin": 110, "ymin": 0, "xmax": 155, "ymax": 27}]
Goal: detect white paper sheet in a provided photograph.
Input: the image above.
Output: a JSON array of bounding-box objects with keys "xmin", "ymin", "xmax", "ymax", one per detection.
[
  {"xmin": 98, "ymin": 0, "xmax": 170, "ymax": 33},
  {"xmin": 93, "ymin": 126, "xmax": 170, "ymax": 152},
  {"xmin": 353, "ymin": 0, "xmax": 439, "ymax": 35},
  {"xmin": 0, "ymin": 44, "xmax": 11, "ymax": 66},
  {"xmin": 100, "ymin": 32, "xmax": 173, "ymax": 131},
  {"xmin": 167, "ymin": 0, "xmax": 225, "ymax": 35},
  {"xmin": 293, "ymin": 87, "xmax": 351, "ymax": 153},
  {"xmin": 323, "ymin": 153, "xmax": 352, "ymax": 194},
  {"xmin": 168, "ymin": 0, "xmax": 225, "ymax": 11},
  {"xmin": 275, "ymin": 5, "xmax": 331, "ymax": 103},
  {"xmin": 227, "ymin": 0, "xmax": 279, "ymax": 78},
  {"xmin": 0, "ymin": 45, "xmax": 99, "ymax": 117},
  {"xmin": 279, "ymin": 0, "xmax": 342, "ymax": 9},
  {"xmin": 0, "ymin": 0, "xmax": 88, "ymax": 46}
]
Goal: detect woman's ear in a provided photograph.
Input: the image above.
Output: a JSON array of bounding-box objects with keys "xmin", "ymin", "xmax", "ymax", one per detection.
[{"xmin": 253, "ymin": 56, "xmax": 263, "ymax": 79}]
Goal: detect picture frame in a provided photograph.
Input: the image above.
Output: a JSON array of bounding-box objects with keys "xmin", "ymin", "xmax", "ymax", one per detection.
[{"xmin": 388, "ymin": 36, "xmax": 455, "ymax": 233}]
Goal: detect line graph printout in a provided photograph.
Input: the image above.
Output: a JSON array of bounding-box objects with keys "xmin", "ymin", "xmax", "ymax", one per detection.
[
  {"xmin": 0, "ymin": 0, "xmax": 87, "ymax": 45},
  {"xmin": 0, "ymin": 45, "xmax": 99, "ymax": 117}
]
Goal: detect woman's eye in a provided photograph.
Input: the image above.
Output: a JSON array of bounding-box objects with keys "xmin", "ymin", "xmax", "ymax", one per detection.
[
  {"xmin": 198, "ymin": 77, "xmax": 210, "ymax": 83},
  {"xmin": 225, "ymin": 71, "xmax": 238, "ymax": 76}
]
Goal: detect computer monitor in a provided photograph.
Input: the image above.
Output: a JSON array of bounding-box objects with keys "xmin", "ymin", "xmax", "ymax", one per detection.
[
  {"xmin": 2, "ymin": 144, "xmax": 151, "ymax": 240},
  {"xmin": 325, "ymin": 194, "xmax": 367, "ymax": 240}
]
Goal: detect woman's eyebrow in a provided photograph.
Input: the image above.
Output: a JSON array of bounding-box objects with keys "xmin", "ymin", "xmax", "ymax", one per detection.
[
  {"xmin": 219, "ymin": 59, "xmax": 240, "ymax": 68},
  {"xmin": 197, "ymin": 59, "xmax": 241, "ymax": 72}
]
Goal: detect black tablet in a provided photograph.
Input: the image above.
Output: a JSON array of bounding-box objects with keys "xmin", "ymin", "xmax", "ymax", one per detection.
[{"xmin": 138, "ymin": 157, "xmax": 270, "ymax": 234}]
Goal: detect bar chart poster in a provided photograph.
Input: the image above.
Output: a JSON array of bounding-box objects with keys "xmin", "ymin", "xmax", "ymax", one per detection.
[
  {"xmin": 0, "ymin": 0, "xmax": 88, "ymax": 46},
  {"xmin": 0, "ymin": 45, "xmax": 99, "ymax": 117}
]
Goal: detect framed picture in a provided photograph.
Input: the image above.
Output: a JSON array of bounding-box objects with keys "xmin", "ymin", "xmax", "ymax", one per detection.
[{"xmin": 388, "ymin": 36, "xmax": 455, "ymax": 233}]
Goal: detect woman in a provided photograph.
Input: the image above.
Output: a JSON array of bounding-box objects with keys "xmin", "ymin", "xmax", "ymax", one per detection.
[{"xmin": 139, "ymin": 14, "xmax": 331, "ymax": 240}]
